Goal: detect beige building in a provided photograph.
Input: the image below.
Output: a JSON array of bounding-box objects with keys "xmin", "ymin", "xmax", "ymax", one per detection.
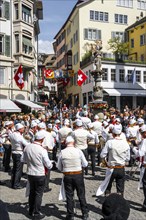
[
  {"xmin": 0, "ymin": 0, "xmax": 43, "ymax": 103},
  {"xmin": 54, "ymin": 0, "xmax": 146, "ymax": 106}
]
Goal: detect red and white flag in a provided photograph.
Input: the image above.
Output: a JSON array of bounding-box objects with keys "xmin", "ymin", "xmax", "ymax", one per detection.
[
  {"xmin": 14, "ymin": 64, "xmax": 24, "ymax": 90},
  {"xmin": 62, "ymin": 78, "xmax": 70, "ymax": 86},
  {"xmin": 77, "ymin": 69, "xmax": 88, "ymax": 86}
]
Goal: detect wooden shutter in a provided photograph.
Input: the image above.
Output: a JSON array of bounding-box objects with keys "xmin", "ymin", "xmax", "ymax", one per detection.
[
  {"xmin": 5, "ymin": 35, "xmax": 10, "ymax": 57},
  {"xmin": 4, "ymin": 1, "xmax": 10, "ymax": 20}
]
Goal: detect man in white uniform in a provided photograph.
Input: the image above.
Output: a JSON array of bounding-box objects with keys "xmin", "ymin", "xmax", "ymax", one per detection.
[
  {"xmin": 58, "ymin": 119, "xmax": 72, "ymax": 150},
  {"xmin": 21, "ymin": 130, "xmax": 52, "ymax": 219},
  {"xmin": 100, "ymin": 125, "xmax": 130, "ymax": 196},
  {"xmin": 57, "ymin": 136, "xmax": 89, "ymax": 220}
]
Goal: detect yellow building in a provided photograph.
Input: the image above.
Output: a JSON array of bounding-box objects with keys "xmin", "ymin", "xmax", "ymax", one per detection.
[
  {"xmin": 54, "ymin": 0, "xmax": 146, "ymax": 106},
  {"xmin": 126, "ymin": 16, "xmax": 146, "ymax": 62}
]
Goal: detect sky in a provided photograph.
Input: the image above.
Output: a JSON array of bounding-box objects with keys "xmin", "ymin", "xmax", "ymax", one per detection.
[{"xmin": 38, "ymin": 0, "xmax": 77, "ymax": 53}]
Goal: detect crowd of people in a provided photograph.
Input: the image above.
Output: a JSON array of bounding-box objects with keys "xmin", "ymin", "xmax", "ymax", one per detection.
[{"xmin": 0, "ymin": 103, "xmax": 146, "ymax": 220}]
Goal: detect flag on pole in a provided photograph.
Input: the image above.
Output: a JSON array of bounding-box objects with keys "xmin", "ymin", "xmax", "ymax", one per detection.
[
  {"xmin": 131, "ymin": 68, "xmax": 136, "ymax": 84},
  {"xmin": 77, "ymin": 69, "xmax": 88, "ymax": 86},
  {"xmin": 14, "ymin": 64, "xmax": 24, "ymax": 90},
  {"xmin": 45, "ymin": 69, "xmax": 54, "ymax": 79},
  {"xmin": 62, "ymin": 78, "xmax": 70, "ymax": 86}
]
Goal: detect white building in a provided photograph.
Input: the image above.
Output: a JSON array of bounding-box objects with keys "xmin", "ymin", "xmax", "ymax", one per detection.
[
  {"xmin": 0, "ymin": 0, "xmax": 43, "ymax": 103},
  {"xmin": 82, "ymin": 60, "xmax": 146, "ymax": 110}
]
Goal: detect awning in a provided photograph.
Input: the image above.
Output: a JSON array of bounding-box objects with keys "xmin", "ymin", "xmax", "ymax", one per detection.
[
  {"xmin": 0, "ymin": 99, "xmax": 21, "ymax": 112},
  {"xmin": 15, "ymin": 100, "xmax": 45, "ymax": 111},
  {"xmin": 104, "ymin": 89, "xmax": 146, "ymax": 97}
]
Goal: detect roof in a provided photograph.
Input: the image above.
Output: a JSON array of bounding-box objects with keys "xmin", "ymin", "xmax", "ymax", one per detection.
[
  {"xmin": 54, "ymin": 0, "xmax": 91, "ymax": 39},
  {"xmin": 14, "ymin": 100, "xmax": 45, "ymax": 111},
  {"xmin": 126, "ymin": 16, "xmax": 146, "ymax": 31}
]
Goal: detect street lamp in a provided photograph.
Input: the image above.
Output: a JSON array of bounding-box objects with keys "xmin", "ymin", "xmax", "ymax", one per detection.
[{"xmin": 88, "ymin": 40, "xmax": 108, "ymax": 118}]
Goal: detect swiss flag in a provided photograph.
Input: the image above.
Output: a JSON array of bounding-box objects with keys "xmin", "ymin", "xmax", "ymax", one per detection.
[
  {"xmin": 77, "ymin": 69, "xmax": 88, "ymax": 86},
  {"xmin": 14, "ymin": 64, "xmax": 24, "ymax": 90},
  {"xmin": 62, "ymin": 78, "xmax": 70, "ymax": 86}
]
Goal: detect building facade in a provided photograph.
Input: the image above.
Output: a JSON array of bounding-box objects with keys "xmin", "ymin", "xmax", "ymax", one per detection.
[
  {"xmin": 54, "ymin": 0, "xmax": 146, "ymax": 106},
  {"xmin": 0, "ymin": 0, "xmax": 43, "ymax": 101}
]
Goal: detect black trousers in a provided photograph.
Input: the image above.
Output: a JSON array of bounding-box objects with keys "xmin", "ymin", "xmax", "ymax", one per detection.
[
  {"xmin": 3, "ymin": 144, "xmax": 11, "ymax": 171},
  {"xmin": 87, "ymin": 145, "xmax": 96, "ymax": 174},
  {"xmin": 11, "ymin": 153, "xmax": 23, "ymax": 188},
  {"xmin": 64, "ymin": 173, "xmax": 88, "ymax": 218},
  {"xmin": 105, "ymin": 168, "xmax": 125, "ymax": 195},
  {"xmin": 28, "ymin": 175, "xmax": 46, "ymax": 215},
  {"xmin": 142, "ymin": 168, "xmax": 146, "ymax": 208}
]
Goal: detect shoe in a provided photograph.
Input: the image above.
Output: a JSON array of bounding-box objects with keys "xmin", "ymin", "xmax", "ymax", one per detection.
[
  {"xmin": 44, "ymin": 188, "xmax": 52, "ymax": 193},
  {"xmin": 12, "ymin": 185, "xmax": 23, "ymax": 189},
  {"xmin": 138, "ymin": 206, "xmax": 146, "ymax": 212},
  {"xmin": 82, "ymin": 213, "xmax": 89, "ymax": 220},
  {"xmin": 33, "ymin": 212, "xmax": 45, "ymax": 219},
  {"xmin": 92, "ymin": 172, "xmax": 95, "ymax": 176},
  {"xmin": 65, "ymin": 215, "xmax": 74, "ymax": 220}
]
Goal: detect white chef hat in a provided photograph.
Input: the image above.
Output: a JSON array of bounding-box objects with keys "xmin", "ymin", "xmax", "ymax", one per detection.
[
  {"xmin": 140, "ymin": 124, "xmax": 146, "ymax": 133},
  {"xmin": 64, "ymin": 119, "xmax": 70, "ymax": 126},
  {"xmin": 35, "ymin": 130, "xmax": 46, "ymax": 140},
  {"xmin": 55, "ymin": 119, "xmax": 60, "ymax": 124},
  {"xmin": 102, "ymin": 121, "xmax": 109, "ymax": 127},
  {"xmin": 15, "ymin": 123, "xmax": 24, "ymax": 130},
  {"xmin": 34, "ymin": 119, "xmax": 40, "ymax": 124},
  {"xmin": 47, "ymin": 123, "xmax": 52, "ymax": 129},
  {"xmin": 76, "ymin": 119, "xmax": 83, "ymax": 127},
  {"xmin": 112, "ymin": 125, "xmax": 122, "ymax": 134},
  {"xmin": 129, "ymin": 118, "xmax": 136, "ymax": 125},
  {"xmin": 137, "ymin": 118, "xmax": 144, "ymax": 125},
  {"xmin": 115, "ymin": 118, "xmax": 121, "ymax": 123},
  {"xmin": 88, "ymin": 123, "xmax": 93, "ymax": 129},
  {"xmin": 4, "ymin": 121, "xmax": 13, "ymax": 127},
  {"xmin": 66, "ymin": 136, "xmax": 74, "ymax": 144},
  {"xmin": 83, "ymin": 111, "xmax": 88, "ymax": 116},
  {"xmin": 31, "ymin": 121, "xmax": 38, "ymax": 128},
  {"xmin": 94, "ymin": 115, "xmax": 99, "ymax": 120},
  {"xmin": 109, "ymin": 124, "xmax": 114, "ymax": 130},
  {"xmin": 38, "ymin": 122, "xmax": 46, "ymax": 129}
]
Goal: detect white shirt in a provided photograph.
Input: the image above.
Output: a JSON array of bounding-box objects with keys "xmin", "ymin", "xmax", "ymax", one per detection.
[
  {"xmin": 9, "ymin": 131, "xmax": 28, "ymax": 154},
  {"xmin": 58, "ymin": 126, "xmax": 72, "ymax": 143},
  {"xmin": 88, "ymin": 130, "xmax": 99, "ymax": 145},
  {"xmin": 100, "ymin": 136, "xmax": 130, "ymax": 166},
  {"xmin": 41, "ymin": 130, "xmax": 54, "ymax": 150},
  {"xmin": 57, "ymin": 145, "xmax": 88, "ymax": 172},
  {"xmin": 72, "ymin": 128, "xmax": 94, "ymax": 150},
  {"xmin": 92, "ymin": 121, "xmax": 102, "ymax": 136},
  {"xmin": 133, "ymin": 139, "xmax": 146, "ymax": 165},
  {"xmin": 21, "ymin": 141, "xmax": 52, "ymax": 176}
]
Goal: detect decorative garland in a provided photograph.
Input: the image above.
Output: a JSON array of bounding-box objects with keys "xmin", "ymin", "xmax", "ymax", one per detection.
[{"xmin": 88, "ymin": 102, "xmax": 108, "ymax": 109}]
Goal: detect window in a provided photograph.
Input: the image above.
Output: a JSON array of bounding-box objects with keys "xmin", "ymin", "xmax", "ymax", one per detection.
[
  {"xmin": 73, "ymin": 30, "xmax": 78, "ymax": 44},
  {"xmin": 140, "ymin": 34, "xmax": 146, "ymax": 46},
  {"xmin": 90, "ymin": 10, "xmax": 94, "ymax": 20},
  {"xmin": 117, "ymin": 0, "xmax": 133, "ymax": 7},
  {"xmin": 15, "ymin": 34, "xmax": 19, "ymax": 53},
  {"xmin": 143, "ymin": 71, "xmax": 146, "ymax": 83},
  {"xmin": 115, "ymin": 14, "xmax": 128, "ymax": 24},
  {"xmin": 0, "ymin": 34, "xmax": 4, "ymax": 54},
  {"xmin": 111, "ymin": 69, "xmax": 116, "ymax": 81},
  {"xmin": 141, "ymin": 54, "xmax": 144, "ymax": 61},
  {"xmin": 136, "ymin": 70, "xmax": 141, "ymax": 82},
  {"xmin": 51, "ymin": 86, "xmax": 55, "ymax": 91},
  {"xmin": 0, "ymin": 0, "xmax": 9, "ymax": 19},
  {"xmin": 127, "ymin": 70, "xmax": 132, "ymax": 82},
  {"xmin": 0, "ymin": 0, "xmax": 4, "ymax": 18},
  {"xmin": 102, "ymin": 68, "xmax": 108, "ymax": 81},
  {"xmin": 22, "ymin": 5, "xmax": 31, "ymax": 23},
  {"xmin": 84, "ymin": 28, "xmax": 101, "ymax": 40},
  {"xmin": 22, "ymin": 36, "xmax": 32, "ymax": 55},
  {"xmin": 0, "ymin": 68, "xmax": 4, "ymax": 84},
  {"xmin": 119, "ymin": 69, "xmax": 125, "ymax": 82},
  {"xmin": 73, "ymin": 52, "xmax": 78, "ymax": 65},
  {"xmin": 90, "ymin": 10, "xmax": 109, "ymax": 22},
  {"xmin": 131, "ymin": 39, "xmax": 134, "ymax": 48},
  {"xmin": 111, "ymin": 32, "xmax": 124, "ymax": 41},
  {"xmin": 137, "ymin": 0, "xmax": 146, "ymax": 9},
  {"xmin": 15, "ymin": 4, "xmax": 19, "ymax": 20}
]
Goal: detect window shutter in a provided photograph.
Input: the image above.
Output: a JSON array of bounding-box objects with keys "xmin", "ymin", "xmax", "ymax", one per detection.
[
  {"xmin": 111, "ymin": 32, "xmax": 115, "ymax": 39},
  {"xmin": 5, "ymin": 35, "xmax": 10, "ymax": 57},
  {"xmin": 84, "ymin": 28, "xmax": 88, "ymax": 40},
  {"xmin": 4, "ymin": 1, "xmax": 10, "ymax": 20},
  {"xmin": 97, "ymin": 30, "xmax": 101, "ymax": 40}
]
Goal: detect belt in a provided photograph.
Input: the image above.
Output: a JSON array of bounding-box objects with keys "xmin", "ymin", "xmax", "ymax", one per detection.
[
  {"xmin": 142, "ymin": 164, "xmax": 146, "ymax": 168},
  {"xmin": 63, "ymin": 171, "xmax": 82, "ymax": 175},
  {"xmin": 107, "ymin": 165, "xmax": 125, "ymax": 169}
]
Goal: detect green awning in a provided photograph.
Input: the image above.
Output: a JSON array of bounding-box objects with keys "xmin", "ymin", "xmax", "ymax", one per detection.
[{"xmin": 22, "ymin": 37, "xmax": 32, "ymax": 47}]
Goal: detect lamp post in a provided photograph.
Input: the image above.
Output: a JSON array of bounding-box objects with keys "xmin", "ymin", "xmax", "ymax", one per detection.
[{"xmin": 88, "ymin": 40, "xmax": 108, "ymax": 119}]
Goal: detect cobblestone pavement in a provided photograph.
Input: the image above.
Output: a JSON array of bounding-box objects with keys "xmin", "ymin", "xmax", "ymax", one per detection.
[{"xmin": 0, "ymin": 163, "xmax": 146, "ymax": 220}]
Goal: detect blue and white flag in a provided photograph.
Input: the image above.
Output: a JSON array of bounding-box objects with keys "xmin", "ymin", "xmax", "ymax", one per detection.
[{"xmin": 131, "ymin": 68, "xmax": 136, "ymax": 84}]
